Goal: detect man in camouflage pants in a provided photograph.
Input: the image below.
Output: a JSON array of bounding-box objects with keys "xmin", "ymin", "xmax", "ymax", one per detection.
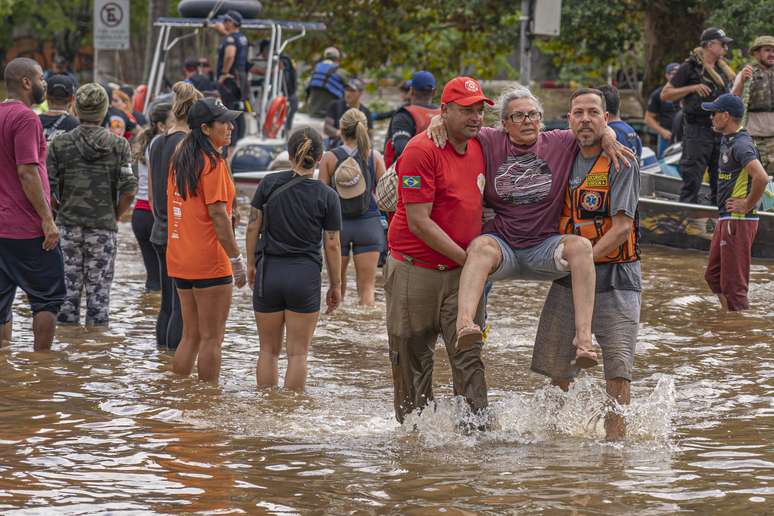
[
  {"xmin": 733, "ymin": 35, "xmax": 774, "ymax": 176},
  {"xmin": 47, "ymin": 83, "xmax": 137, "ymax": 326}
]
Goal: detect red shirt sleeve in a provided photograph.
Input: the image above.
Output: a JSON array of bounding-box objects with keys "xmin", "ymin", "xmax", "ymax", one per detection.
[
  {"xmin": 13, "ymin": 113, "xmax": 42, "ymax": 166},
  {"xmin": 396, "ymin": 141, "xmax": 436, "ymax": 204},
  {"xmin": 201, "ymin": 159, "xmax": 232, "ymax": 206}
]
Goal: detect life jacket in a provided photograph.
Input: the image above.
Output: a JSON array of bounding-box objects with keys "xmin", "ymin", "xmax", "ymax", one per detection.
[
  {"xmin": 748, "ymin": 63, "xmax": 774, "ymax": 112},
  {"xmin": 558, "ymin": 154, "xmax": 639, "ymax": 264},
  {"xmin": 308, "ymin": 61, "xmax": 345, "ymax": 99},
  {"xmin": 384, "ymin": 104, "xmax": 441, "ymax": 167}
]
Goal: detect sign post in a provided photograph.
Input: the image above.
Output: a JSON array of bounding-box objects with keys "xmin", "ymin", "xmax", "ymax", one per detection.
[
  {"xmin": 519, "ymin": 0, "xmax": 562, "ymax": 86},
  {"xmin": 93, "ymin": 0, "xmax": 130, "ymax": 81}
]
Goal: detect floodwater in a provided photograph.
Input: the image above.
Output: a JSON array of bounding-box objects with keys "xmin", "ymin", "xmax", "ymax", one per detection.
[{"xmin": 1, "ymin": 222, "xmax": 772, "ymax": 515}]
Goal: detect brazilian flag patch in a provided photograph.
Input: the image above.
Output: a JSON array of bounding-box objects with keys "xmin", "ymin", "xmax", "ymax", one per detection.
[{"xmin": 402, "ymin": 176, "xmax": 421, "ymax": 189}]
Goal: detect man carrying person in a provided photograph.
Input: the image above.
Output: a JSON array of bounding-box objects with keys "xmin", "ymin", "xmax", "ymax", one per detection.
[
  {"xmin": 323, "ymin": 77, "xmax": 373, "ymax": 149},
  {"xmin": 384, "ymin": 71, "xmax": 440, "ymax": 168},
  {"xmin": 210, "ymin": 10, "xmax": 249, "ymax": 145},
  {"xmin": 732, "ymin": 35, "xmax": 774, "ymax": 177},
  {"xmin": 39, "ymin": 75, "xmax": 79, "ymax": 144},
  {"xmin": 645, "ymin": 63, "xmax": 681, "ymax": 158},
  {"xmin": 47, "ymin": 83, "xmax": 137, "ymax": 327},
  {"xmin": 0, "ymin": 57, "xmax": 65, "ymax": 350},
  {"xmin": 701, "ymin": 94, "xmax": 768, "ymax": 311},
  {"xmin": 661, "ymin": 27, "xmax": 736, "ymax": 205},
  {"xmin": 532, "ymin": 88, "xmax": 642, "ymax": 441},
  {"xmin": 385, "ymin": 76, "xmax": 493, "ymax": 427},
  {"xmin": 306, "ymin": 47, "xmax": 348, "ymax": 119},
  {"xmin": 598, "ymin": 84, "xmax": 642, "ymax": 161}
]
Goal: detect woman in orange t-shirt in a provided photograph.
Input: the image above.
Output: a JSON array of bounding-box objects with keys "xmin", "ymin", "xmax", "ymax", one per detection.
[{"xmin": 167, "ymin": 98, "xmax": 247, "ymax": 382}]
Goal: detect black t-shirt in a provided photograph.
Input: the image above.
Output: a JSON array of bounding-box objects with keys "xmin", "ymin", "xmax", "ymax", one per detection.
[
  {"xmin": 325, "ymin": 100, "xmax": 373, "ymax": 130},
  {"xmin": 646, "ymin": 86, "xmax": 678, "ymax": 130},
  {"xmin": 39, "ymin": 113, "xmax": 80, "ymax": 143},
  {"xmin": 188, "ymin": 74, "xmax": 218, "ymax": 93},
  {"xmin": 148, "ymin": 131, "xmax": 186, "ymax": 246},
  {"xmin": 670, "ymin": 60, "xmax": 732, "ymax": 126},
  {"xmin": 251, "ymin": 171, "xmax": 342, "ymax": 266}
]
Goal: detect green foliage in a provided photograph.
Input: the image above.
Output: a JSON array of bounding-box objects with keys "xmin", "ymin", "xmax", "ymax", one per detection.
[{"xmin": 706, "ymin": 0, "xmax": 773, "ymax": 53}]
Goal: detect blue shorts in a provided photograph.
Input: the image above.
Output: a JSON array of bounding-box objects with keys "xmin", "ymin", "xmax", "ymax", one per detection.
[
  {"xmin": 0, "ymin": 237, "xmax": 66, "ymax": 323},
  {"xmin": 253, "ymin": 255, "xmax": 321, "ymax": 313},
  {"xmin": 340, "ymin": 215, "xmax": 385, "ymax": 256},
  {"xmin": 486, "ymin": 233, "xmax": 570, "ymax": 282}
]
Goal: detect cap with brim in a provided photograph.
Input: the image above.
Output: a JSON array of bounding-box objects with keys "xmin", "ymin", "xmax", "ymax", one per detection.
[
  {"xmin": 223, "ymin": 10, "xmax": 243, "ymax": 26},
  {"xmin": 701, "ymin": 93, "xmax": 744, "ymax": 118},
  {"xmin": 48, "ymin": 75, "xmax": 75, "ymax": 97},
  {"xmin": 334, "ymin": 167, "xmax": 366, "ymax": 199},
  {"xmin": 701, "ymin": 27, "xmax": 733, "ymax": 44},
  {"xmin": 410, "ymin": 71, "xmax": 436, "ymax": 91},
  {"xmin": 187, "ymin": 97, "xmax": 242, "ymax": 129},
  {"xmin": 751, "ymin": 35, "xmax": 774, "ymax": 52},
  {"xmin": 665, "ymin": 63, "xmax": 680, "ymax": 74},
  {"xmin": 441, "ymin": 76, "xmax": 494, "ymax": 107},
  {"xmin": 346, "ymin": 78, "xmax": 365, "ymax": 91}
]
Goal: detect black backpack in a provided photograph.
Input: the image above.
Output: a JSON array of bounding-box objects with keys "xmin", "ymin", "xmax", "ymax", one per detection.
[{"xmin": 331, "ymin": 147, "xmax": 374, "ymax": 219}]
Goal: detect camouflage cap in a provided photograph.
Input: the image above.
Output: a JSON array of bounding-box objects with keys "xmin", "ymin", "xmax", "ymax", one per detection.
[
  {"xmin": 751, "ymin": 35, "xmax": 774, "ymax": 52},
  {"xmin": 75, "ymin": 83, "xmax": 109, "ymax": 123}
]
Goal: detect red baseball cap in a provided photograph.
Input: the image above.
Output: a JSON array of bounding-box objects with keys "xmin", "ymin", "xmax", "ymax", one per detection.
[{"xmin": 441, "ymin": 76, "xmax": 494, "ymax": 107}]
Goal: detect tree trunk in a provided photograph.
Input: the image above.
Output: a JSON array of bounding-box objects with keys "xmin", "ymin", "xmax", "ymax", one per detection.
[{"xmin": 642, "ymin": 1, "xmax": 711, "ymax": 105}]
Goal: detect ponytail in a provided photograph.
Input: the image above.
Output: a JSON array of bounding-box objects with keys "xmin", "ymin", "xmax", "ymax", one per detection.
[
  {"xmin": 339, "ymin": 108, "xmax": 370, "ymax": 161},
  {"xmin": 132, "ymin": 102, "xmax": 172, "ymax": 163},
  {"xmin": 171, "ymin": 81, "xmax": 203, "ymax": 122},
  {"xmin": 287, "ymin": 127, "xmax": 323, "ymax": 170}
]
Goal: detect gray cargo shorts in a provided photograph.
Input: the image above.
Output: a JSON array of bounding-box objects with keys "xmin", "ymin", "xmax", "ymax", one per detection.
[
  {"xmin": 486, "ymin": 233, "xmax": 570, "ymax": 282},
  {"xmin": 532, "ymin": 282, "xmax": 640, "ymax": 381}
]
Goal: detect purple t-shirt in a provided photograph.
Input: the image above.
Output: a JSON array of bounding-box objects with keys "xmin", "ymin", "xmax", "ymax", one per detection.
[
  {"xmin": 0, "ymin": 101, "xmax": 49, "ymax": 239},
  {"xmin": 477, "ymin": 127, "xmax": 578, "ymax": 249}
]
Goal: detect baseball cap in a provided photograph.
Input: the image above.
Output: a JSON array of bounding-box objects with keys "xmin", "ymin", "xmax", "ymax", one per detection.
[
  {"xmin": 751, "ymin": 35, "xmax": 774, "ymax": 52},
  {"xmin": 223, "ymin": 10, "xmax": 243, "ymax": 26},
  {"xmin": 665, "ymin": 62, "xmax": 680, "ymax": 74},
  {"xmin": 333, "ymin": 161, "xmax": 366, "ymax": 199},
  {"xmin": 187, "ymin": 97, "xmax": 242, "ymax": 129},
  {"xmin": 701, "ymin": 93, "xmax": 744, "ymax": 119},
  {"xmin": 323, "ymin": 47, "xmax": 341, "ymax": 60},
  {"xmin": 346, "ymin": 77, "xmax": 365, "ymax": 91},
  {"xmin": 441, "ymin": 76, "xmax": 494, "ymax": 107},
  {"xmin": 410, "ymin": 71, "xmax": 436, "ymax": 91},
  {"xmin": 701, "ymin": 27, "xmax": 732, "ymax": 44},
  {"xmin": 47, "ymin": 75, "xmax": 75, "ymax": 98}
]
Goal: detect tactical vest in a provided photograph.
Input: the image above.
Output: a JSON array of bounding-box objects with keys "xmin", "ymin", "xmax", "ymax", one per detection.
[
  {"xmin": 384, "ymin": 104, "xmax": 441, "ymax": 167},
  {"xmin": 748, "ymin": 64, "xmax": 774, "ymax": 112},
  {"xmin": 682, "ymin": 59, "xmax": 733, "ymax": 118},
  {"xmin": 308, "ymin": 61, "xmax": 346, "ymax": 98},
  {"xmin": 559, "ymin": 155, "xmax": 639, "ymax": 264}
]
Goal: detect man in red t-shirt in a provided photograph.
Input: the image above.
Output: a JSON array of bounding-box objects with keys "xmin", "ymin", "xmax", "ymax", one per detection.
[
  {"xmin": 0, "ymin": 58, "xmax": 65, "ymax": 351},
  {"xmin": 385, "ymin": 76, "xmax": 492, "ymax": 427}
]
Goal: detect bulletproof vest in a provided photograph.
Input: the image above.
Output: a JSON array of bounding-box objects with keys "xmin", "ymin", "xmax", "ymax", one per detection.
[
  {"xmin": 683, "ymin": 59, "xmax": 732, "ymax": 118},
  {"xmin": 748, "ymin": 64, "xmax": 774, "ymax": 112}
]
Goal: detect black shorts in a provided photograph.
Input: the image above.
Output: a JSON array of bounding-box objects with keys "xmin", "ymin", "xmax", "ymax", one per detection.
[
  {"xmin": 340, "ymin": 215, "xmax": 385, "ymax": 256},
  {"xmin": 0, "ymin": 237, "xmax": 66, "ymax": 323},
  {"xmin": 253, "ymin": 256, "xmax": 321, "ymax": 313},
  {"xmin": 173, "ymin": 276, "xmax": 232, "ymax": 290}
]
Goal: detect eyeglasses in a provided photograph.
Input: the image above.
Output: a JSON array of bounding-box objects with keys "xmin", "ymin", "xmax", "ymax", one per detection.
[{"xmin": 507, "ymin": 111, "xmax": 543, "ymax": 123}]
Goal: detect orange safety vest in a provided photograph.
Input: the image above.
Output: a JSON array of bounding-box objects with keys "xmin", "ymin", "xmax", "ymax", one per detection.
[
  {"xmin": 384, "ymin": 105, "xmax": 441, "ymax": 167},
  {"xmin": 559, "ymin": 154, "xmax": 639, "ymax": 264}
]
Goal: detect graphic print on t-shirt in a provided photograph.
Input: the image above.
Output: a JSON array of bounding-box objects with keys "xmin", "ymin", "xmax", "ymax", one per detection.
[{"xmin": 494, "ymin": 152, "xmax": 552, "ymax": 205}]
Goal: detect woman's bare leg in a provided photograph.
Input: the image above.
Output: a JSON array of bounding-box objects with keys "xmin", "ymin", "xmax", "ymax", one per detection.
[
  {"xmin": 173, "ymin": 288, "xmax": 200, "ymax": 376},
  {"xmin": 352, "ymin": 251, "xmax": 379, "ymax": 306},
  {"xmin": 255, "ymin": 311, "xmax": 285, "ymax": 388},
  {"xmin": 283, "ymin": 310, "xmax": 319, "ymax": 391},
  {"xmin": 192, "ymin": 283, "xmax": 232, "ymax": 382}
]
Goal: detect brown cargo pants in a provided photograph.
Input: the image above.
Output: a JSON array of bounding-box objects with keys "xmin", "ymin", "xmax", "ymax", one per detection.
[{"xmin": 384, "ymin": 256, "xmax": 487, "ymax": 424}]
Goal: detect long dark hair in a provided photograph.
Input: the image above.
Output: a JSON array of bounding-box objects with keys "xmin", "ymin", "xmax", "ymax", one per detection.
[
  {"xmin": 170, "ymin": 125, "xmax": 220, "ymax": 199},
  {"xmin": 287, "ymin": 127, "xmax": 323, "ymax": 170},
  {"xmin": 132, "ymin": 103, "xmax": 172, "ymax": 164}
]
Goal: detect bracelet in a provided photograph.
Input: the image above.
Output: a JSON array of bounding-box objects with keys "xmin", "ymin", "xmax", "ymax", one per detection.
[{"xmin": 229, "ymin": 254, "xmax": 243, "ymax": 264}]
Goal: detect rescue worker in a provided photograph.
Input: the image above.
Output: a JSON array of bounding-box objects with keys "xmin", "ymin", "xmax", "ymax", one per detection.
[
  {"xmin": 533, "ymin": 88, "xmax": 642, "ymax": 441},
  {"xmin": 661, "ymin": 27, "xmax": 736, "ymax": 205},
  {"xmin": 732, "ymin": 35, "xmax": 774, "ymax": 177},
  {"xmin": 384, "ymin": 71, "xmax": 441, "ymax": 168},
  {"xmin": 305, "ymin": 47, "xmax": 348, "ymax": 119},
  {"xmin": 210, "ymin": 10, "xmax": 249, "ymax": 146},
  {"xmin": 645, "ymin": 63, "xmax": 680, "ymax": 158}
]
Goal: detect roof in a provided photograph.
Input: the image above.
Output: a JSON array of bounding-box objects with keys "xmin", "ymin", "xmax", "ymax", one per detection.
[{"xmin": 154, "ymin": 17, "xmax": 325, "ymax": 31}]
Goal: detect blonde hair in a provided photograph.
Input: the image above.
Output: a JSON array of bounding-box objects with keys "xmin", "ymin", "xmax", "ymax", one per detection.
[
  {"xmin": 171, "ymin": 81, "xmax": 203, "ymax": 122},
  {"xmin": 339, "ymin": 108, "xmax": 370, "ymax": 161}
]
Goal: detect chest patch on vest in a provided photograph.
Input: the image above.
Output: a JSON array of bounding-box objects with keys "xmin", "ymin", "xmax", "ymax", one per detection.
[
  {"xmin": 580, "ymin": 190, "xmax": 603, "ymax": 211},
  {"xmin": 583, "ymin": 173, "xmax": 608, "ymax": 188}
]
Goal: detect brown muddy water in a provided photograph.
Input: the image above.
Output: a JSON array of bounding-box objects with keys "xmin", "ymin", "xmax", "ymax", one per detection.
[{"xmin": 1, "ymin": 222, "xmax": 772, "ymax": 515}]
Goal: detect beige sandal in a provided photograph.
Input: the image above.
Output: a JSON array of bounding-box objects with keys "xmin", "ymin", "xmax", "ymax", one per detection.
[{"xmin": 456, "ymin": 326, "xmax": 483, "ymax": 352}]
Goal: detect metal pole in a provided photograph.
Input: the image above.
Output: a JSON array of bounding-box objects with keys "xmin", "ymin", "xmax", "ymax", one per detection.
[
  {"xmin": 519, "ymin": 0, "xmax": 532, "ymax": 85},
  {"xmin": 94, "ymin": 48, "xmax": 100, "ymax": 83}
]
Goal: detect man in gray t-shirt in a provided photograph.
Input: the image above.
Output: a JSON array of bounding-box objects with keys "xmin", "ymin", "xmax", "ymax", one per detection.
[{"xmin": 531, "ymin": 88, "xmax": 642, "ymax": 441}]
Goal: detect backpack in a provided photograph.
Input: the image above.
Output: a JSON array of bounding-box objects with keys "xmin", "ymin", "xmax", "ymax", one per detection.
[
  {"xmin": 375, "ymin": 161, "xmax": 398, "ymax": 212},
  {"xmin": 43, "ymin": 114, "xmax": 68, "ymax": 143},
  {"xmin": 331, "ymin": 147, "xmax": 373, "ymax": 219}
]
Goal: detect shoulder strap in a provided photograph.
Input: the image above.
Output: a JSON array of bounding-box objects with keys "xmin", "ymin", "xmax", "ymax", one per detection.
[
  {"xmin": 52, "ymin": 113, "xmax": 67, "ymax": 131},
  {"xmin": 264, "ymin": 174, "xmax": 305, "ymax": 209}
]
